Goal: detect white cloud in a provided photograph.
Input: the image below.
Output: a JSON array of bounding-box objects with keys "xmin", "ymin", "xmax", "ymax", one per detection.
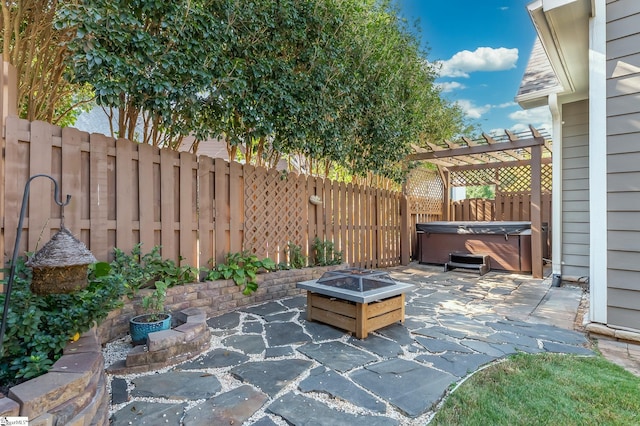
[
  {"xmin": 508, "ymin": 106, "xmax": 552, "ymax": 132},
  {"xmin": 438, "ymin": 47, "xmax": 519, "ymax": 78},
  {"xmin": 437, "ymin": 81, "xmax": 466, "ymax": 93},
  {"xmin": 496, "ymin": 101, "xmax": 517, "ymax": 109},
  {"xmin": 456, "ymin": 99, "xmax": 491, "ymax": 120}
]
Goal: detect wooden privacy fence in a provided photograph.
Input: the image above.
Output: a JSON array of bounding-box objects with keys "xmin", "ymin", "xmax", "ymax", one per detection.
[
  {"xmin": 450, "ymin": 193, "xmax": 552, "ymax": 223},
  {"xmin": 1, "ymin": 117, "xmax": 404, "ymax": 270}
]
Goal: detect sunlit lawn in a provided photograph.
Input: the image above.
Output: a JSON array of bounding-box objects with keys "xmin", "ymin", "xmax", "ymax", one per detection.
[{"xmin": 430, "ymin": 352, "xmax": 640, "ymax": 425}]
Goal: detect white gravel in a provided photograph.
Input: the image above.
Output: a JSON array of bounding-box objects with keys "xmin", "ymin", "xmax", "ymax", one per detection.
[{"xmin": 102, "ymin": 299, "xmax": 438, "ymax": 425}]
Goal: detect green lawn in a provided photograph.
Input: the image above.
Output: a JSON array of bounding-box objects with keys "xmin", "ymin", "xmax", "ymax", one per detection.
[{"xmin": 430, "ymin": 352, "xmax": 640, "ymax": 426}]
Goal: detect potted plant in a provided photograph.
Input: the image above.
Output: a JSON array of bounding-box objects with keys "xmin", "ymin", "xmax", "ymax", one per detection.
[{"xmin": 129, "ymin": 280, "xmax": 171, "ymax": 345}]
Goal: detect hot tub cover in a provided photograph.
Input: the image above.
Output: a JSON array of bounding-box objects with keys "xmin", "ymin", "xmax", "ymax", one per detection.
[{"xmin": 416, "ymin": 221, "xmax": 531, "ymax": 235}]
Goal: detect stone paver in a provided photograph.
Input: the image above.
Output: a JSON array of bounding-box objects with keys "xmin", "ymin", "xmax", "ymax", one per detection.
[
  {"xmin": 108, "ymin": 263, "xmax": 596, "ymax": 425},
  {"xmin": 111, "ymin": 401, "xmax": 187, "ymax": 425},
  {"xmin": 230, "ymin": 359, "xmax": 312, "ymax": 396},
  {"xmin": 183, "ymin": 385, "xmax": 267, "ymax": 426},
  {"xmin": 297, "ymin": 341, "xmax": 377, "ymax": 372},
  {"xmin": 178, "ymin": 348, "xmax": 248, "ymax": 369},
  {"xmin": 131, "ymin": 371, "xmax": 221, "ymax": 400},
  {"xmin": 351, "ymin": 358, "xmax": 456, "ymax": 418},
  {"xmin": 222, "ymin": 334, "xmax": 266, "ymax": 354},
  {"xmin": 299, "ymin": 367, "xmax": 386, "ymax": 413},
  {"xmin": 268, "ymin": 392, "xmax": 399, "ymax": 426}
]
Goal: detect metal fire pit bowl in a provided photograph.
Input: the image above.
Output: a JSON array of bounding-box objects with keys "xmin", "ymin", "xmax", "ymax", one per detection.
[{"xmin": 297, "ymin": 267, "xmax": 414, "ymax": 304}]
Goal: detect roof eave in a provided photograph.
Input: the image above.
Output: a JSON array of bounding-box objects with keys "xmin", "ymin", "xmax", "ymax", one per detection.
[{"xmin": 520, "ymin": 0, "xmax": 591, "ymax": 106}]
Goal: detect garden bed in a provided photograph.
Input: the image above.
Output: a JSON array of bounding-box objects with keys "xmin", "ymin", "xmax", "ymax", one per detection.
[
  {"xmin": 97, "ymin": 264, "xmax": 343, "ymax": 344},
  {"xmin": 0, "ymin": 265, "xmax": 342, "ymax": 423}
]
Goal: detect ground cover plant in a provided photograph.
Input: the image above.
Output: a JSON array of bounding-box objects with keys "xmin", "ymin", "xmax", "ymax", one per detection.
[
  {"xmin": 110, "ymin": 244, "xmax": 198, "ymax": 298},
  {"xmin": 0, "ymin": 258, "xmax": 125, "ymax": 387},
  {"xmin": 205, "ymin": 251, "xmax": 277, "ymax": 295},
  {"xmin": 311, "ymin": 237, "xmax": 343, "ymax": 266},
  {"xmin": 430, "ymin": 352, "xmax": 640, "ymax": 425}
]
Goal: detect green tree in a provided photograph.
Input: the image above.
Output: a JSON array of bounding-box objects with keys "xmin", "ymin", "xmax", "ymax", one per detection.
[
  {"xmin": 56, "ymin": 0, "xmax": 225, "ymax": 148},
  {"xmin": 1, "ymin": 0, "xmax": 93, "ymax": 125},
  {"xmin": 57, "ymin": 0, "xmax": 469, "ymax": 182},
  {"xmin": 466, "ymin": 185, "xmax": 496, "ymax": 199}
]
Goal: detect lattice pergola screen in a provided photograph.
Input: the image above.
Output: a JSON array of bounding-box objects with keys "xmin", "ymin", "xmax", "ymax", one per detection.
[
  {"xmin": 244, "ymin": 167, "xmax": 307, "ymax": 259},
  {"xmin": 451, "ymin": 163, "xmax": 552, "ymax": 193},
  {"xmin": 405, "ymin": 167, "xmax": 443, "ymax": 214}
]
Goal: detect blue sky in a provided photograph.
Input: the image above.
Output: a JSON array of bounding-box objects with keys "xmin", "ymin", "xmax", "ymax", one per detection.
[{"xmin": 396, "ymin": 0, "xmax": 552, "ymax": 136}]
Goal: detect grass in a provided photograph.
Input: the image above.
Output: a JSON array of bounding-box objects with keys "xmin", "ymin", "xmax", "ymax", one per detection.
[{"xmin": 430, "ymin": 352, "xmax": 640, "ymax": 426}]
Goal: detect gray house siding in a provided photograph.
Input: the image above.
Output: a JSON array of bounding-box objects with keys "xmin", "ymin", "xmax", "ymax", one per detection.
[
  {"xmin": 561, "ymin": 100, "xmax": 590, "ymax": 278},
  {"xmin": 606, "ymin": 0, "xmax": 640, "ymax": 331}
]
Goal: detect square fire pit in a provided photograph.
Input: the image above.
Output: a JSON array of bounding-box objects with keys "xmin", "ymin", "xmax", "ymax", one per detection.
[{"xmin": 297, "ymin": 268, "xmax": 414, "ymax": 338}]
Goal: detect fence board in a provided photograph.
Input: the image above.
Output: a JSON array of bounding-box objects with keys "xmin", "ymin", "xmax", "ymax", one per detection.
[
  {"xmin": 214, "ymin": 158, "xmax": 228, "ymax": 265},
  {"xmin": 229, "ymin": 161, "xmax": 243, "ymax": 254},
  {"xmin": 4, "ymin": 118, "xmax": 27, "ymax": 258},
  {"xmin": 346, "ymin": 182, "xmax": 354, "ymax": 265},
  {"xmin": 306, "ymin": 176, "xmax": 316, "ymax": 259},
  {"xmin": 179, "ymin": 151, "xmax": 195, "ymax": 266},
  {"xmin": 332, "ymin": 180, "xmax": 340, "ymax": 256},
  {"xmin": 29, "ymin": 122, "xmax": 55, "ymax": 252},
  {"xmin": 339, "ymin": 181, "xmax": 347, "ymax": 261},
  {"xmin": 115, "ymin": 138, "xmax": 133, "ymax": 253},
  {"xmin": 197, "ymin": 156, "xmax": 213, "ymax": 268},
  {"xmin": 61, "ymin": 127, "xmax": 82, "ymax": 237},
  {"xmin": 138, "ymin": 143, "xmax": 155, "ymax": 251},
  {"xmin": 89, "ymin": 133, "xmax": 109, "ymax": 260}
]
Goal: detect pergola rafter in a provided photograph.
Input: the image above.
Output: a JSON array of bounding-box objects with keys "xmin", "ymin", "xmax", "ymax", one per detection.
[{"xmin": 404, "ymin": 126, "xmax": 550, "ymax": 278}]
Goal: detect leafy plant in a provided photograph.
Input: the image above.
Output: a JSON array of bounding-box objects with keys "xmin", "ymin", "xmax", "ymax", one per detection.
[
  {"xmin": 311, "ymin": 238, "xmax": 343, "ymax": 266},
  {"xmin": 285, "ymin": 242, "xmax": 307, "ymax": 269},
  {"xmin": 110, "ymin": 244, "xmax": 198, "ymax": 298},
  {"xmin": 205, "ymin": 251, "xmax": 277, "ymax": 295},
  {"xmin": 140, "ymin": 280, "xmax": 169, "ymax": 321},
  {"xmin": 0, "ymin": 257, "xmax": 125, "ymax": 385}
]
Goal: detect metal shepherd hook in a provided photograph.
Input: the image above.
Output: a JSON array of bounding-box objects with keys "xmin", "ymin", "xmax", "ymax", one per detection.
[{"xmin": 0, "ymin": 174, "xmax": 71, "ymax": 357}]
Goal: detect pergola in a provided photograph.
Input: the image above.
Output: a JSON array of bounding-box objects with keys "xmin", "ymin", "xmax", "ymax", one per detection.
[{"xmin": 405, "ymin": 126, "xmax": 552, "ymax": 278}]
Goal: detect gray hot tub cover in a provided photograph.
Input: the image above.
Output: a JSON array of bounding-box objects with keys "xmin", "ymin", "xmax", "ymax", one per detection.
[{"xmin": 416, "ymin": 221, "xmax": 531, "ymax": 235}]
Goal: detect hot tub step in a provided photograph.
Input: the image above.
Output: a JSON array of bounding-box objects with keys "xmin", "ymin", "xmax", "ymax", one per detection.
[{"xmin": 445, "ymin": 253, "xmax": 490, "ymax": 276}]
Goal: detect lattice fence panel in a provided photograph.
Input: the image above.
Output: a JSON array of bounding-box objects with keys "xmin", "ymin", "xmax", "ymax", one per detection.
[
  {"xmin": 405, "ymin": 167, "xmax": 443, "ymax": 215},
  {"xmin": 497, "ymin": 164, "xmax": 553, "ymax": 193},
  {"xmin": 451, "ymin": 164, "xmax": 552, "ymax": 193},
  {"xmin": 244, "ymin": 166, "xmax": 308, "ymax": 261},
  {"xmin": 451, "ymin": 168, "xmax": 496, "ymax": 187}
]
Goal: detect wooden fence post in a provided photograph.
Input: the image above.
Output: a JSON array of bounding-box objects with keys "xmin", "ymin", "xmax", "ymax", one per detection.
[
  {"xmin": 1, "ymin": 62, "xmax": 18, "ymax": 274},
  {"xmin": 400, "ymin": 192, "xmax": 410, "ymax": 265}
]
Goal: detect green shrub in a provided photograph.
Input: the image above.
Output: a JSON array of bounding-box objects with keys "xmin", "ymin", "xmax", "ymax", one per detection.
[
  {"xmin": 111, "ymin": 244, "xmax": 198, "ymax": 298},
  {"xmin": 311, "ymin": 237, "xmax": 343, "ymax": 266},
  {"xmin": 0, "ymin": 258, "xmax": 125, "ymax": 385},
  {"xmin": 285, "ymin": 242, "xmax": 307, "ymax": 269},
  {"xmin": 205, "ymin": 251, "xmax": 276, "ymax": 295}
]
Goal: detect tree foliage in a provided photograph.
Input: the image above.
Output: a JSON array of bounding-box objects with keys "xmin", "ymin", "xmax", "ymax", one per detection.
[
  {"xmin": 55, "ymin": 0, "xmax": 469, "ymax": 181},
  {"xmin": 1, "ymin": 0, "xmax": 93, "ymax": 125}
]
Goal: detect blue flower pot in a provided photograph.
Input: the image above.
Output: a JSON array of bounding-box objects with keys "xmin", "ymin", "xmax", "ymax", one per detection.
[{"xmin": 129, "ymin": 313, "xmax": 171, "ymax": 345}]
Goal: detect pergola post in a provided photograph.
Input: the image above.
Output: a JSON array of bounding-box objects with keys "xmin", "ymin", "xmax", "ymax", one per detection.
[
  {"xmin": 442, "ymin": 169, "xmax": 450, "ymax": 221},
  {"xmin": 531, "ymin": 144, "xmax": 543, "ymax": 278}
]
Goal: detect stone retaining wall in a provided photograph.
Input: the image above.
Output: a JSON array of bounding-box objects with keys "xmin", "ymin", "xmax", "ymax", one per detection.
[
  {"xmin": 96, "ymin": 265, "xmax": 341, "ymax": 344},
  {"xmin": 0, "ymin": 266, "xmax": 339, "ymax": 424},
  {"xmin": 0, "ymin": 328, "xmax": 108, "ymax": 425}
]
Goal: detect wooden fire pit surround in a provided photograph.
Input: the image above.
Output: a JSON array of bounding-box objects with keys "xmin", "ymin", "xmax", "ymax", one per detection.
[
  {"xmin": 0, "ymin": 265, "xmax": 343, "ymax": 423},
  {"xmin": 305, "ymin": 292, "xmax": 407, "ymax": 339},
  {"xmin": 297, "ymin": 268, "xmax": 415, "ymax": 339}
]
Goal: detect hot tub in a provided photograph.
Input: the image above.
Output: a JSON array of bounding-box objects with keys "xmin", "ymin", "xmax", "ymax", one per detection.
[{"xmin": 416, "ymin": 221, "xmax": 543, "ymax": 273}]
